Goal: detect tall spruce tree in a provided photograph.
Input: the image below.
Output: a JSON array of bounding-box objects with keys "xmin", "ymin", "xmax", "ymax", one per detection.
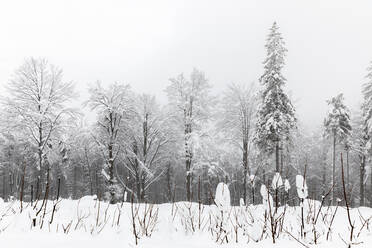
[
  {"xmin": 324, "ymin": 93, "xmax": 352, "ymax": 203},
  {"xmin": 362, "ymin": 62, "xmax": 372, "ymax": 135},
  {"xmin": 255, "ymin": 22, "xmax": 296, "ymax": 173},
  {"xmin": 361, "ymin": 61, "xmax": 372, "ymax": 206},
  {"xmin": 351, "ymin": 108, "xmax": 368, "ymax": 206}
]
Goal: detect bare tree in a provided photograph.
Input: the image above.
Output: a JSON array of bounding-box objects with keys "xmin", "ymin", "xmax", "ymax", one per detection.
[
  {"xmin": 85, "ymin": 82, "xmax": 133, "ymax": 203},
  {"xmin": 2, "ymin": 57, "xmax": 76, "ymax": 191},
  {"xmin": 124, "ymin": 94, "xmax": 171, "ymax": 202},
  {"xmin": 166, "ymin": 69, "xmax": 213, "ymax": 201},
  {"xmin": 218, "ymin": 83, "xmax": 257, "ymax": 205}
]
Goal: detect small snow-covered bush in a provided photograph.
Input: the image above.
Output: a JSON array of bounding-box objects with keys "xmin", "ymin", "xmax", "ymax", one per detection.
[
  {"xmin": 272, "ymin": 173, "xmax": 283, "ymax": 190},
  {"xmin": 296, "ymin": 175, "xmax": 308, "ymax": 199},
  {"xmin": 214, "ymin": 183, "xmax": 230, "ymax": 210}
]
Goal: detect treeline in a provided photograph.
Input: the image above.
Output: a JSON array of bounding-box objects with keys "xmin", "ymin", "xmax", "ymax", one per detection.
[{"xmin": 0, "ymin": 22, "xmax": 372, "ymax": 207}]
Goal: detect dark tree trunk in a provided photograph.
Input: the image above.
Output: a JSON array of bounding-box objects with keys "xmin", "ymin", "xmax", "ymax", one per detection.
[
  {"xmin": 185, "ymin": 103, "xmax": 193, "ymax": 202},
  {"xmin": 370, "ymin": 158, "xmax": 372, "ymax": 207},
  {"xmin": 166, "ymin": 162, "xmax": 172, "ymax": 201},
  {"xmin": 275, "ymin": 140, "xmax": 280, "ymax": 172},
  {"xmin": 108, "ymin": 143, "xmax": 115, "ymax": 203},
  {"xmin": 243, "ymin": 140, "xmax": 248, "ymax": 204},
  {"xmin": 186, "ymin": 159, "xmax": 191, "ymax": 201},
  {"xmin": 73, "ymin": 165, "xmax": 77, "ymax": 199},
  {"xmin": 95, "ymin": 167, "xmax": 100, "ymax": 197},
  {"xmin": 135, "ymin": 172, "xmax": 141, "ymax": 202},
  {"xmin": 140, "ymin": 174, "xmax": 146, "ymax": 201},
  {"xmin": 332, "ymin": 132, "xmax": 336, "ymax": 203},
  {"xmin": 360, "ymin": 155, "xmax": 365, "ymax": 206},
  {"xmin": 2, "ymin": 170, "xmax": 6, "ymax": 200},
  {"xmin": 322, "ymin": 150, "xmax": 327, "ymax": 197},
  {"xmin": 141, "ymin": 113, "xmax": 148, "ymax": 202},
  {"xmin": 346, "ymin": 149, "xmax": 350, "ymax": 193}
]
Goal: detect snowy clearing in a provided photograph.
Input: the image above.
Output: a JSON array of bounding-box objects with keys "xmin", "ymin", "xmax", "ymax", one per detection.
[{"xmin": 0, "ymin": 197, "xmax": 372, "ymax": 247}]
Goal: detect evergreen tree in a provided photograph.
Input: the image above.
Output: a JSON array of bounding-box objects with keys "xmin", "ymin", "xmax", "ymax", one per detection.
[
  {"xmin": 360, "ymin": 61, "xmax": 372, "ymax": 205},
  {"xmin": 351, "ymin": 109, "xmax": 368, "ymax": 206},
  {"xmin": 324, "ymin": 93, "xmax": 352, "ymax": 202},
  {"xmin": 362, "ymin": 61, "xmax": 372, "ymax": 138},
  {"xmin": 255, "ymin": 22, "xmax": 296, "ymax": 173}
]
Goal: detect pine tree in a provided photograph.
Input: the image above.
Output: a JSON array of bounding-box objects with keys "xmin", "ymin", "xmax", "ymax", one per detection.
[
  {"xmin": 351, "ymin": 109, "xmax": 368, "ymax": 206},
  {"xmin": 324, "ymin": 93, "xmax": 352, "ymax": 203},
  {"xmin": 360, "ymin": 61, "xmax": 372, "ymax": 206},
  {"xmin": 362, "ymin": 62, "xmax": 372, "ymax": 137},
  {"xmin": 255, "ymin": 22, "xmax": 296, "ymax": 173}
]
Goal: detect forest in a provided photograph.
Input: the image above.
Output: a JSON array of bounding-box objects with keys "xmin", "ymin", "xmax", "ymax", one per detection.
[
  {"xmin": 0, "ymin": 22, "xmax": 371, "ymax": 209},
  {"xmin": 1, "ymin": 19, "xmax": 372, "ymax": 247}
]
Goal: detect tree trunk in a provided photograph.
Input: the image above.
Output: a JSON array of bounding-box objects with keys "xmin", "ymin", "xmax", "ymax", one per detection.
[
  {"xmin": 141, "ymin": 114, "xmax": 148, "ymax": 202},
  {"xmin": 332, "ymin": 132, "xmax": 336, "ymax": 203},
  {"xmin": 360, "ymin": 155, "xmax": 365, "ymax": 206},
  {"xmin": 73, "ymin": 165, "xmax": 77, "ymax": 199},
  {"xmin": 185, "ymin": 106, "xmax": 193, "ymax": 202},
  {"xmin": 2, "ymin": 170, "xmax": 6, "ymax": 200},
  {"xmin": 95, "ymin": 167, "xmax": 100, "ymax": 197},
  {"xmin": 370, "ymin": 159, "xmax": 372, "ymax": 207},
  {"xmin": 346, "ymin": 149, "xmax": 350, "ymax": 193},
  {"xmin": 275, "ymin": 140, "xmax": 280, "ymax": 172},
  {"xmin": 135, "ymin": 171, "xmax": 141, "ymax": 202},
  {"xmin": 140, "ymin": 173, "xmax": 146, "ymax": 201},
  {"xmin": 108, "ymin": 143, "xmax": 115, "ymax": 203},
  {"xmin": 243, "ymin": 140, "xmax": 248, "ymax": 204},
  {"xmin": 186, "ymin": 160, "xmax": 191, "ymax": 201},
  {"xmin": 322, "ymin": 158, "xmax": 326, "ymax": 197},
  {"xmin": 166, "ymin": 162, "xmax": 172, "ymax": 201}
]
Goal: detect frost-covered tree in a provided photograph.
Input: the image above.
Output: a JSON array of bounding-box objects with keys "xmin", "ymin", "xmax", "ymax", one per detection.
[
  {"xmin": 360, "ymin": 61, "xmax": 372, "ymax": 205},
  {"xmin": 324, "ymin": 93, "xmax": 352, "ymax": 202},
  {"xmin": 218, "ymin": 83, "xmax": 258, "ymax": 204},
  {"xmin": 362, "ymin": 61, "xmax": 372, "ymax": 135},
  {"xmin": 255, "ymin": 22, "xmax": 296, "ymax": 173},
  {"xmin": 125, "ymin": 94, "xmax": 172, "ymax": 202},
  {"xmin": 2, "ymin": 58, "xmax": 76, "ymax": 189},
  {"xmin": 85, "ymin": 82, "xmax": 134, "ymax": 203},
  {"xmin": 351, "ymin": 109, "xmax": 368, "ymax": 206},
  {"xmin": 166, "ymin": 68, "xmax": 213, "ymax": 201}
]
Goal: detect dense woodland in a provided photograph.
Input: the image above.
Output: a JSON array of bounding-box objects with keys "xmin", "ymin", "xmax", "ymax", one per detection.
[{"xmin": 1, "ymin": 22, "xmax": 372, "ymax": 208}]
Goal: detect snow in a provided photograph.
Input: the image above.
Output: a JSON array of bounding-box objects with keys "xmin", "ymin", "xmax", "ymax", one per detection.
[
  {"xmin": 284, "ymin": 179, "xmax": 291, "ymax": 192},
  {"xmin": 239, "ymin": 198, "xmax": 245, "ymax": 207},
  {"xmin": 0, "ymin": 197, "xmax": 371, "ymax": 247},
  {"xmin": 214, "ymin": 182, "xmax": 230, "ymax": 209},
  {"xmin": 271, "ymin": 172, "xmax": 283, "ymax": 189},
  {"xmin": 296, "ymin": 175, "xmax": 308, "ymax": 199},
  {"xmin": 101, "ymin": 168, "xmax": 110, "ymax": 180},
  {"xmin": 249, "ymin": 174, "xmax": 256, "ymax": 187}
]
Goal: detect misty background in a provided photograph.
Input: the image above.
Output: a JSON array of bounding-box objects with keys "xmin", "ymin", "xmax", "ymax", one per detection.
[{"xmin": 1, "ymin": 0, "xmax": 372, "ymax": 129}]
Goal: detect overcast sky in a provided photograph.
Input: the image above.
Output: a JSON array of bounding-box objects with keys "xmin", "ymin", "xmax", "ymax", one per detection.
[{"xmin": 1, "ymin": 0, "xmax": 372, "ymax": 130}]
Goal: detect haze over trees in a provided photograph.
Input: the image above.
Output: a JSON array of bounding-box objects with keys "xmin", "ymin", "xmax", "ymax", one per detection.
[{"xmin": 1, "ymin": 22, "xmax": 372, "ymax": 210}]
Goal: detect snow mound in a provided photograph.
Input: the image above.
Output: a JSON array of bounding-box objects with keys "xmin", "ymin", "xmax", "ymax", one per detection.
[
  {"xmin": 214, "ymin": 182, "xmax": 230, "ymax": 209},
  {"xmin": 296, "ymin": 175, "xmax": 308, "ymax": 199},
  {"xmin": 271, "ymin": 172, "xmax": 283, "ymax": 189},
  {"xmin": 284, "ymin": 179, "xmax": 291, "ymax": 192}
]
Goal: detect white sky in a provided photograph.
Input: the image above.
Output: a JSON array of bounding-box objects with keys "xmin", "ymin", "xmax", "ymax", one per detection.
[{"xmin": 1, "ymin": 0, "xmax": 372, "ymax": 129}]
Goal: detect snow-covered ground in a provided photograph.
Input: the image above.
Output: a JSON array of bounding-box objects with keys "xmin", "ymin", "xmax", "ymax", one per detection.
[{"xmin": 0, "ymin": 196, "xmax": 372, "ymax": 248}]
